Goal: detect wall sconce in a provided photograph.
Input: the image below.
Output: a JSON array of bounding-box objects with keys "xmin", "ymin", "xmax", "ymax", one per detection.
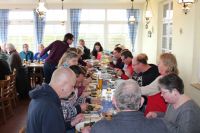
[
  {"xmin": 35, "ymin": 0, "xmax": 47, "ymax": 18},
  {"xmin": 177, "ymin": 0, "xmax": 195, "ymax": 14},
  {"xmin": 145, "ymin": 0, "xmax": 152, "ymax": 29},
  {"xmin": 128, "ymin": 0, "xmax": 136, "ymax": 24}
]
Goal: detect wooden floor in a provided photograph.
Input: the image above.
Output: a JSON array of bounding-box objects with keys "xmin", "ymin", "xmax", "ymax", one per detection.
[{"xmin": 0, "ymin": 99, "xmax": 29, "ymax": 133}]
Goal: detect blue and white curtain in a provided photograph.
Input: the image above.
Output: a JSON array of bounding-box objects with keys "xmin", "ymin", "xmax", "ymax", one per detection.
[
  {"xmin": 0, "ymin": 9, "xmax": 9, "ymax": 44},
  {"xmin": 33, "ymin": 11, "xmax": 46, "ymax": 48},
  {"xmin": 127, "ymin": 9, "xmax": 140, "ymax": 52},
  {"xmin": 70, "ymin": 9, "xmax": 81, "ymax": 47}
]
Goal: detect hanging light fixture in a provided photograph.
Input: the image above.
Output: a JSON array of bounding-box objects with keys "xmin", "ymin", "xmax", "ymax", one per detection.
[
  {"xmin": 129, "ymin": 0, "xmax": 136, "ymax": 24},
  {"xmin": 61, "ymin": 0, "xmax": 65, "ymax": 25},
  {"xmin": 177, "ymin": 0, "xmax": 195, "ymax": 14},
  {"xmin": 145, "ymin": 0, "xmax": 152, "ymax": 29},
  {"xmin": 35, "ymin": 0, "xmax": 47, "ymax": 18}
]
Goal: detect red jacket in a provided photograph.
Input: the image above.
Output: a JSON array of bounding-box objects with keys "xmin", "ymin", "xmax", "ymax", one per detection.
[
  {"xmin": 121, "ymin": 63, "xmax": 134, "ymax": 80},
  {"xmin": 144, "ymin": 93, "xmax": 167, "ymax": 116}
]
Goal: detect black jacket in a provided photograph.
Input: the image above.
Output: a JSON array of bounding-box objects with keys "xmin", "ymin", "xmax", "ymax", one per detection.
[
  {"xmin": 26, "ymin": 84, "xmax": 66, "ymax": 133},
  {"xmin": 82, "ymin": 46, "xmax": 91, "ymax": 60}
]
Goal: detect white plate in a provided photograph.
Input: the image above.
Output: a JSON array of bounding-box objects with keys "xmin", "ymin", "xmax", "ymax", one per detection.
[{"xmin": 75, "ymin": 118, "xmax": 101, "ymax": 132}]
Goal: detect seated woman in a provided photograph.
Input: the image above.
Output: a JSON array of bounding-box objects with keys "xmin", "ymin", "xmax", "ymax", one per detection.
[
  {"xmin": 146, "ymin": 74, "xmax": 200, "ymax": 133},
  {"xmin": 57, "ymin": 51, "xmax": 79, "ymax": 68},
  {"xmin": 34, "ymin": 44, "xmax": 48, "ymax": 61},
  {"xmin": 91, "ymin": 42, "xmax": 103, "ymax": 60},
  {"xmin": 141, "ymin": 53, "xmax": 179, "ymax": 115}
]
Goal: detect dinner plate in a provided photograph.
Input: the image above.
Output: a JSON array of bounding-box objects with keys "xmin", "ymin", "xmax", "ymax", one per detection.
[{"xmin": 75, "ymin": 118, "xmax": 101, "ymax": 132}]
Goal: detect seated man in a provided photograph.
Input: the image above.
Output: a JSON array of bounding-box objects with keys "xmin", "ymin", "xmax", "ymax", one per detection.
[
  {"xmin": 19, "ymin": 43, "xmax": 34, "ymax": 62},
  {"xmin": 79, "ymin": 39, "xmax": 91, "ymax": 60},
  {"xmin": 83, "ymin": 79, "xmax": 169, "ymax": 133},
  {"xmin": 132, "ymin": 53, "xmax": 160, "ymax": 86},
  {"xmin": 132, "ymin": 53, "xmax": 161, "ymax": 114},
  {"xmin": 34, "ymin": 44, "xmax": 48, "ymax": 61},
  {"xmin": 109, "ymin": 47, "xmax": 124, "ymax": 69},
  {"xmin": 116, "ymin": 50, "xmax": 134, "ymax": 79},
  {"xmin": 26, "ymin": 67, "xmax": 82, "ymax": 133},
  {"xmin": 146, "ymin": 74, "xmax": 200, "ymax": 133}
]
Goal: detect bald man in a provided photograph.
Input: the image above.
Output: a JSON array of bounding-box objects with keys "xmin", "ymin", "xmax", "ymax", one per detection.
[{"xmin": 26, "ymin": 67, "xmax": 76, "ymax": 133}]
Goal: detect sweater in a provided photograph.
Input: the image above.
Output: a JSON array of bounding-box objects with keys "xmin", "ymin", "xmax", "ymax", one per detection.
[{"xmin": 26, "ymin": 84, "xmax": 66, "ymax": 133}]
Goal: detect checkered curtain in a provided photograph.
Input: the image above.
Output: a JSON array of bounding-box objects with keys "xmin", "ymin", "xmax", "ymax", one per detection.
[
  {"xmin": 0, "ymin": 9, "xmax": 9, "ymax": 44},
  {"xmin": 33, "ymin": 11, "xmax": 46, "ymax": 47},
  {"xmin": 127, "ymin": 9, "xmax": 140, "ymax": 52},
  {"xmin": 70, "ymin": 9, "xmax": 81, "ymax": 47}
]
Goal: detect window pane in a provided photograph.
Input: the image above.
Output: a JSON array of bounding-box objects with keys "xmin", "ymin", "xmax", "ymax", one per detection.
[
  {"xmin": 169, "ymin": 37, "xmax": 172, "ymax": 50},
  {"xmin": 163, "ymin": 4, "xmax": 169, "ymax": 18},
  {"xmin": 108, "ymin": 24, "xmax": 131, "ymax": 51},
  {"xmin": 9, "ymin": 11, "xmax": 33, "ymax": 20},
  {"xmin": 162, "ymin": 37, "xmax": 167, "ymax": 49},
  {"xmin": 107, "ymin": 10, "xmax": 127, "ymax": 21},
  {"xmin": 79, "ymin": 24, "xmax": 104, "ymax": 49},
  {"xmin": 43, "ymin": 25, "xmax": 67, "ymax": 47},
  {"xmin": 80, "ymin": 9, "xmax": 105, "ymax": 21},
  {"xmin": 8, "ymin": 25, "xmax": 34, "ymax": 52},
  {"xmin": 163, "ymin": 23, "xmax": 167, "ymax": 35},
  {"xmin": 46, "ymin": 10, "xmax": 67, "ymax": 21}
]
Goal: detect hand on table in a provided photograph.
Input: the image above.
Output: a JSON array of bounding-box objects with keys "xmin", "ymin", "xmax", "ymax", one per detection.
[
  {"xmin": 91, "ymin": 98, "xmax": 101, "ymax": 105},
  {"xmin": 81, "ymin": 126, "xmax": 91, "ymax": 133},
  {"xmin": 71, "ymin": 113, "xmax": 84, "ymax": 127},
  {"xmin": 146, "ymin": 112, "xmax": 158, "ymax": 119},
  {"xmin": 80, "ymin": 103, "xmax": 88, "ymax": 112},
  {"xmin": 115, "ymin": 69, "xmax": 123, "ymax": 76}
]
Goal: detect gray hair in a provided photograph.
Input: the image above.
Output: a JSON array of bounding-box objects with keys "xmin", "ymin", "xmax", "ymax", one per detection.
[
  {"xmin": 6, "ymin": 43, "xmax": 16, "ymax": 51},
  {"xmin": 114, "ymin": 79, "xmax": 141, "ymax": 111}
]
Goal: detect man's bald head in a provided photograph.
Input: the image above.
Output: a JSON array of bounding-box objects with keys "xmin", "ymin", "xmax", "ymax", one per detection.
[{"xmin": 50, "ymin": 67, "xmax": 76, "ymax": 98}]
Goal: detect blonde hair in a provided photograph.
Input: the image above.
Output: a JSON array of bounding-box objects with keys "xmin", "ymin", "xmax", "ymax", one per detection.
[
  {"xmin": 160, "ymin": 53, "xmax": 179, "ymax": 75},
  {"xmin": 67, "ymin": 47, "xmax": 77, "ymax": 53},
  {"xmin": 58, "ymin": 51, "xmax": 78, "ymax": 68}
]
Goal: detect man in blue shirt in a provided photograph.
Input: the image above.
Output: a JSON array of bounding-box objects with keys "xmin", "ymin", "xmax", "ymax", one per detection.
[{"xmin": 19, "ymin": 44, "xmax": 34, "ymax": 62}]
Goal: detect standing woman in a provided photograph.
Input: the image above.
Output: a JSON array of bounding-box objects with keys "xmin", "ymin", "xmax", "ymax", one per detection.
[
  {"xmin": 40, "ymin": 33, "xmax": 74, "ymax": 83},
  {"xmin": 91, "ymin": 42, "xmax": 103, "ymax": 60}
]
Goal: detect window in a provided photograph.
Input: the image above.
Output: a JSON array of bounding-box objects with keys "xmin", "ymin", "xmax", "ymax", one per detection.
[
  {"xmin": 108, "ymin": 24, "xmax": 131, "ymax": 50},
  {"xmin": 161, "ymin": 1, "xmax": 173, "ymax": 53},
  {"xmin": 43, "ymin": 25, "xmax": 66, "ymax": 46},
  {"xmin": 43, "ymin": 10, "xmax": 68, "ymax": 47},
  {"xmin": 8, "ymin": 11, "xmax": 34, "ymax": 52},
  {"xmin": 80, "ymin": 9, "xmax": 105, "ymax": 21},
  {"xmin": 79, "ymin": 24, "xmax": 104, "ymax": 49},
  {"xmin": 79, "ymin": 9, "xmax": 131, "ymax": 51}
]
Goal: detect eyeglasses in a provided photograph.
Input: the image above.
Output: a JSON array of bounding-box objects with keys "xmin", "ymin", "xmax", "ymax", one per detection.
[{"xmin": 160, "ymin": 90, "xmax": 170, "ymax": 95}]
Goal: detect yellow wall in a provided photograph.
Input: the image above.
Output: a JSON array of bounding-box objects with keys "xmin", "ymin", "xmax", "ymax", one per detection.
[
  {"xmin": 140, "ymin": 0, "xmax": 160, "ymax": 64},
  {"xmin": 140, "ymin": 0, "xmax": 200, "ymax": 105}
]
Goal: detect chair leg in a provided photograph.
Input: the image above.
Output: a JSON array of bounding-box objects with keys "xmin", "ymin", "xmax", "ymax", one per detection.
[{"xmin": 1, "ymin": 102, "xmax": 7, "ymax": 124}]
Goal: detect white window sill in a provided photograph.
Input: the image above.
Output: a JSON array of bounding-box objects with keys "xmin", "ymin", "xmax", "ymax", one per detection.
[{"xmin": 191, "ymin": 83, "xmax": 200, "ymax": 91}]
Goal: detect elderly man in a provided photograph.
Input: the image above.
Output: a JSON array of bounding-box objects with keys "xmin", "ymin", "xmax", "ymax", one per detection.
[
  {"xmin": 19, "ymin": 43, "xmax": 34, "ymax": 62},
  {"xmin": 27, "ymin": 68, "xmax": 82, "ymax": 133},
  {"xmin": 83, "ymin": 79, "xmax": 169, "ymax": 133},
  {"xmin": 6, "ymin": 43, "xmax": 22, "ymax": 71}
]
